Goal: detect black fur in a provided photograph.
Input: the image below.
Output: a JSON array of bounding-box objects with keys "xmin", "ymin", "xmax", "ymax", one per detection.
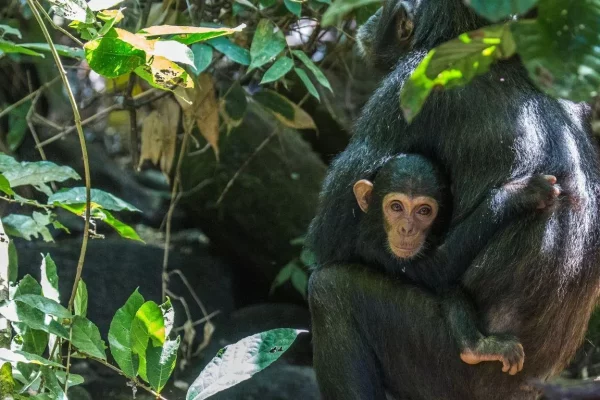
[{"xmin": 307, "ymin": 1, "xmax": 600, "ymax": 399}]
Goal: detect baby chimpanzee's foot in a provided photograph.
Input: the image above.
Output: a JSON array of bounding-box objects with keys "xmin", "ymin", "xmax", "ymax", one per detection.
[{"xmin": 460, "ymin": 335, "xmax": 524, "ymax": 375}]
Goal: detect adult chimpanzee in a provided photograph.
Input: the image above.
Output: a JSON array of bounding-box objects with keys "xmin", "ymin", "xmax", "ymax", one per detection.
[
  {"xmin": 307, "ymin": 1, "xmax": 600, "ymax": 400},
  {"xmin": 354, "ymin": 154, "xmax": 559, "ymax": 376}
]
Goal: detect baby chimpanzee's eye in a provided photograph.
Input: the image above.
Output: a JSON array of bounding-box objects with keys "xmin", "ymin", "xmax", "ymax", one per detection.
[
  {"xmin": 391, "ymin": 201, "xmax": 403, "ymax": 212},
  {"xmin": 417, "ymin": 206, "xmax": 432, "ymax": 216}
]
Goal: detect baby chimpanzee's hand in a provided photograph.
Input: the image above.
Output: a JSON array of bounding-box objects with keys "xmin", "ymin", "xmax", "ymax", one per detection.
[
  {"xmin": 460, "ymin": 335, "xmax": 525, "ymax": 376},
  {"xmin": 502, "ymin": 174, "xmax": 561, "ymax": 212}
]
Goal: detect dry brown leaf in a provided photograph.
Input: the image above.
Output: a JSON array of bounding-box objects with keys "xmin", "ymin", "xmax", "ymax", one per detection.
[
  {"xmin": 139, "ymin": 110, "xmax": 163, "ymax": 168},
  {"xmin": 175, "ymin": 73, "xmax": 220, "ymax": 160}
]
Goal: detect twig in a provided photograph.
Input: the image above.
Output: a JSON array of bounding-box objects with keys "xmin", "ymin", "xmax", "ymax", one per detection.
[
  {"xmin": 34, "ymin": 0, "xmax": 83, "ymax": 47},
  {"xmin": 0, "ymin": 196, "xmax": 53, "ymax": 210},
  {"xmin": 173, "ymin": 310, "xmax": 221, "ymax": 333},
  {"xmin": 0, "ymin": 76, "xmax": 60, "ymax": 120},
  {"xmin": 26, "ymin": 5, "xmax": 91, "ymax": 398},
  {"xmin": 168, "ymin": 269, "xmax": 210, "ymax": 318},
  {"xmin": 88, "ymin": 356, "xmax": 168, "ymax": 400},
  {"xmin": 216, "ymin": 128, "xmax": 277, "ymax": 205}
]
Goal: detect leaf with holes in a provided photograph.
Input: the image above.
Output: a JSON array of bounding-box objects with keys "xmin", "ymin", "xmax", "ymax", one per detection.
[
  {"xmin": 74, "ymin": 280, "xmax": 88, "ymax": 318},
  {"xmin": 140, "ymin": 24, "xmax": 245, "ymax": 46},
  {"xmin": 135, "ymin": 56, "xmax": 194, "ymax": 90},
  {"xmin": 153, "ymin": 40, "xmax": 195, "ymax": 68},
  {"xmin": 47, "ymin": 0, "xmax": 94, "ymax": 23}
]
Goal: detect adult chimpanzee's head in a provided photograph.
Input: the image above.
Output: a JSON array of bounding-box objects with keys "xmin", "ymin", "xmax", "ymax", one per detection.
[
  {"xmin": 357, "ymin": 0, "xmax": 486, "ymax": 71},
  {"xmin": 353, "ymin": 154, "xmax": 450, "ymax": 263}
]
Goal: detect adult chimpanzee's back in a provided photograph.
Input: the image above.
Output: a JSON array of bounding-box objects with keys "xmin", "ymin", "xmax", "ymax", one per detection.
[{"xmin": 306, "ymin": 1, "xmax": 600, "ymax": 399}]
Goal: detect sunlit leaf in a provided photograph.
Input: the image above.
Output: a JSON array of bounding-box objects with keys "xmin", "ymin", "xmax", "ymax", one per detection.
[
  {"xmin": 0, "ymin": 349, "xmax": 63, "ymax": 368},
  {"xmin": 0, "ymin": 154, "xmax": 80, "ymax": 189},
  {"xmin": 0, "ymin": 174, "xmax": 13, "ymax": 196},
  {"xmin": 47, "ymin": 0, "xmax": 95, "ymax": 23},
  {"xmin": 87, "ymin": 0, "xmax": 124, "ymax": 11},
  {"xmin": 147, "ymin": 337, "xmax": 180, "ymax": 393},
  {"xmin": 294, "ymin": 67, "xmax": 320, "ymax": 101},
  {"xmin": 0, "ymin": 297, "xmax": 69, "ymax": 338},
  {"xmin": 253, "ymin": 90, "xmax": 316, "ymax": 130},
  {"xmin": 109, "ymin": 289, "xmax": 145, "ymax": 378},
  {"xmin": 3, "ymin": 214, "xmax": 53, "ymax": 242},
  {"xmin": 40, "ymin": 254, "xmax": 59, "ymax": 304},
  {"xmin": 13, "ymin": 295, "xmax": 71, "ymax": 319},
  {"xmin": 131, "ymin": 301, "xmax": 165, "ymax": 379},
  {"xmin": 71, "ymin": 316, "xmax": 106, "ymax": 360},
  {"xmin": 84, "ymin": 29, "xmax": 147, "ymax": 78},
  {"xmin": 260, "ymin": 56, "xmax": 293, "ymax": 84},
  {"xmin": 74, "ymin": 280, "xmax": 88, "ymax": 318},
  {"xmin": 466, "ymin": 0, "xmax": 538, "ymax": 21},
  {"xmin": 0, "ymin": 363, "xmax": 15, "ymax": 396},
  {"xmin": 250, "ymin": 19, "xmax": 286, "ymax": 71},
  {"xmin": 91, "ymin": 208, "xmax": 144, "ymax": 242},
  {"xmin": 47, "ymin": 187, "xmax": 141, "ymax": 212},
  {"xmin": 41, "ymin": 366, "xmax": 68, "ymax": 400},
  {"xmin": 97, "ymin": 9, "xmax": 125, "ymax": 36},
  {"xmin": 135, "ymin": 56, "xmax": 194, "ymax": 90},
  {"xmin": 186, "ymin": 329, "xmax": 306, "ymax": 400}
]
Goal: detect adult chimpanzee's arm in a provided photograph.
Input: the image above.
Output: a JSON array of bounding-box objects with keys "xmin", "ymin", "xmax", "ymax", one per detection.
[{"xmin": 408, "ymin": 174, "xmax": 559, "ymax": 291}]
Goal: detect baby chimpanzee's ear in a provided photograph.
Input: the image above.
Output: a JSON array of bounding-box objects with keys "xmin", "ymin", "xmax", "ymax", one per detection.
[{"xmin": 353, "ymin": 180, "xmax": 374, "ymax": 212}]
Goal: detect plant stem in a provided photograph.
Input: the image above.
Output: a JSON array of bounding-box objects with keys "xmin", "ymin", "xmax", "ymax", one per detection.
[{"xmin": 26, "ymin": 0, "xmax": 91, "ymax": 314}]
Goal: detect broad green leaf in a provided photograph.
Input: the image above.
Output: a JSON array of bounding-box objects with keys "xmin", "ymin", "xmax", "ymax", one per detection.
[
  {"xmin": 8, "ymin": 241, "xmax": 17, "ymax": 283},
  {"xmin": 269, "ymin": 261, "xmax": 297, "ymax": 295},
  {"xmin": 0, "ymin": 40, "xmax": 43, "ymax": 57},
  {"xmin": 0, "ymin": 154, "xmax": 80, "ymax": 188},
  {"xmin": 7, "ymin": 99, "xmax": 30, "ymax": 152},
  {"xmin": 84, "ymin": 31, "xmax": 147, "ymax": 78},
  {"xmin": 47, "ymin": 0, "xmax": 95, "ymax": 23},
  {"xmin": 208, "ymin": 37, "xmax": 250, "ymax": 66},
  {"xmin": 74, "ymin": 280, "xmax": 88, "ymax": 318},
  {"xmin": 249, "ymin": 19, "xmax": 286, "ymax": 70},
  {"xmin": 140, "ymin": 24, "xmax": 245, "ymax": 46},
  {"xmin": 0, "ymin": 349, "xmax": 63, "ymax": 368},
  {"xmin": 186, "ymin": 329, "xmax": 307, "ymax": 400},
  {"xmin": 0, "ymin": 363, "xmax": 15, "ymax": 396},
  {"xmin": 294, "ymin": 67, "xmax": 320, "ymax": 101},
  {"xmin": 91, "ymin": 208, "xmax": 144, "ymax": 242},
  {"xmin": 0, "ymin": 25, "xmax": 21, "ymax": 39},
  {"xmin": 146, "ymin": 337, "xmax": 180, "ymax": 393},
  {"xmin": 0, "ymin": 174, "xmax": 14, "ymax": 196},
  {"xmin": 13, "ymin": 275, "xmax": 42, "ymax": 298},
  {"xmin": 12, "ymin": 321, "xmax": 48, "ymax": 356},
  {"xmin": 20, "ymin": 43, "xmax": 84, "ymax": 59},
  {"xmin": 321, "ymin": 0, "xmax": 379, "ymax": 26},
  {"xmin": 108, "ymin": 289, "xmax": 144, "ymax": 378},
  {"xmin": 134, "ymin": 56, "xmax": 194, "ymax": 90},
  {"xmin": 40, "ymin": 254, "xmax": 59, "ymax": 303},
  {"xmin": 131, "ymin": 301, "xmax": 165, "ymax": 379},
  {"xmin": 71, "ymin": 316, "xmax": 106, "ymax": 360},
  {"xmin": 191, "ymin": 44, "xmax": 212, "ymax": 75},
  {"xmin": 260, "ymin": 56, "xmax": 293, "ymax": 84},
  {"xmin": 291, "ymin": 50, "xmax": 332, "ymax": 92},
  {"xmin": 87, "ymin": 0, "xmax": 124, "ymax": 11},
  {"xmin": 47, "ymin": 187, "xmax": 140, "ymax": 212},
  {"xmin": 284, "ymin": 0, "xmax": 302, "ymax": 16},
  {"xmin": 3, "ymin": 214, "xmax": 53, "ymax": 242},
  {"xmin": 55, "ymin": 371, "xmax": 84, "ymax": 388},
  {"xmin": 41, "ymin": 366, "xmax": 68, "ymax": 400},
  {"xmin": 253, "ymin": 90, "xmax": 316, "ymax": 129},
  {"xmin": 153, "ymin": 40, "xmax": 195, "ymax": 68},
  {"xmin": 466, "ymin": 0, "xmax": 538, "ymax": 22},
  {"xmin": 512, "ymin": 0, "xmax": 600, "ymax": 102},
  {"xmin": 401, "ymin": 24, "xmax": 515, "ymax": 122},
  {"xmin": 291, "ymin": 266, "xmax": 308, "ymax": 299},
  {"xmin": 0, "ymin": 295, "xmax": 68, "ymax": 338},
  {"xmin": 13, "ymin": 295, "xmax": 71, "ymax": 319},
  {"xmin": 221, "ymin": 82, "xmax": 247, "ymax": 131},
  {"xmin": 97, "ymin": 9, "xmax": 125, "ymax": 36}
]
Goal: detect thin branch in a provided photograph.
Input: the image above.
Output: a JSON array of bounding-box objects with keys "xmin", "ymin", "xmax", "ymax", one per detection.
[
  {"xmin": 34, "ymin": 0, "xmax": 83, "ymax": 47},
  {"xmin": 168, "ymin": 269, "xmax": 210, "ymax": 318},
  {"xmin": 0, "ymin": 76, "xmax": 60, "ymax": 120},
  {"xmin": 216, "ymin": 128, "xmax": 277, "ymax": 205},
  {"xmin": 0, "ymin": 196, "xmax": 53, "ymax": 210}
]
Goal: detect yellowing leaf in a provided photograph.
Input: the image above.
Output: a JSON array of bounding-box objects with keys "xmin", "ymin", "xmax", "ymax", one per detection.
[
  {"xmin": 253, "ymin": 90, "xmax": 316, "ymax": 130},
  {"xmin": 135, "ymin": 56, "xmax": 194, "ymax": 91}
]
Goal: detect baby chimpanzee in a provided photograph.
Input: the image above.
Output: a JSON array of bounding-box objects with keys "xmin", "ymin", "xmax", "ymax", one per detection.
[{"xmin": 353, "ymin": 154, "xmax": 560, "ymax": 375}]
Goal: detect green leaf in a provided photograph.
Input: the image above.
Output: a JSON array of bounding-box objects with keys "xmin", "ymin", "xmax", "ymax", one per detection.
[
  {"xmin": 466, "ymin": 0, "xmax": 538, "ymax": 22},
  {"xmin": 41, "ymin": 366, "xmax": 68, "ymax": 400},
  {"xmin": 253, "ymin": 90, "xmax": 316, "ymax": 130},
  {"xmin": 0, "ymin": 298, "xmax": 68, "ymax": 338},
  {"xmin": 400, "ymin": 24, "xmax": 515, "ymax": 122},
  {"xmin": 321, "ymin": 0, "xmax": 379, "ymax": 27},
  {"xmin": 97, "ymin": 9, "xmax": 125, "ymax": 36},
  {"xmin": 0, "ymin": 174, "xmax": 14, "ymax": 196},
  {"xmin": 512, "ymin": 0, "xmax": 600, "ymax": 102},
  {"xmin": 146, "ymin": 337, "xmax": 180, "ymax": 393},
  {"xmin": 269, "ymin": 261, "xmax": 296, "ymax": 295},
  {"xmin": 221, "ymin": 82, "xmax": 247, "ymax": 131},
  {"xmin": 108, "ymin": 289, "xmax": 144, "ymax": 378},
  {"xmin": 84, "ymin": 31, "xmax": 147, "ymax": 78},
  {"xmin": 140, "ymin": 25, "xmax": 246, "ymax": 46},
  {"xmin": 0, "ymin": 363, "xmax": 15, "ymax": 396},
  {"xmin": 208, "ymin": 37, "xmax": 250, "ymax": 65},
  {"xmin": 7, "ymin": 99, "xmax": 30, "ymax": 152},
  {"xmin": 47, "ymin": 0, "xmax": 95, "ymax": 23},
  {"xmin": 284, "ymin": 0, "xmax": 302, "ymax": 16},
  {"xmin": 294, "ymin": 67, "xmax": 320, "ymax": 101},
  {"xmin": 91, "ymin": 208, "xmax": 144, "ymax": 242},
  {"xmin": 87, "ymin": 0, "xmax": 124, "ymax": 11},
  {"xmin": 290, "ymin": 267, "xmax": 308, "ymax": 299},
  {"xmin": 0, "ymin": 25, "xmax": 21, "ymax": 39},
  {"xmin": 291, "ymin": 50, "xmax": 332, "ymax": 92},
  {"xmin": 260, "ymin": 56, "xmax": 293, "ymax": 84},
  {"xmin": 0, "ymin": 349, "xmax": 63, "ymax": 368},
  {"xmin": 249, "ymin": 19, "xmax": 286, "ymax": 70},
  {"xmin": 299, "ymin": 249, "xmax": 316, "ymax": 266},
  {"xmin": 14, "ymin": 275, "xmax": 42, "ymax": 297},
  {"xmin": 20, "ymin": 43, "xmax": 84, "ymax": 59},
  {"xmin": 40, "ymin": 254, "xmax": 59, "ymax": 304},
  {"xmin": 55, "ymin": 371, "xmax": 84, "ymax": 389},
  {"xmin": 8, "ymin": 241, "xmax": 17, "ymax": 283},
  {"xmin": 186, "ymin": 329, "xmax": 307, "ymax": 400},
  {"xmin": 191, "ymin": 44, "xmax": 212, "ymax": 75},
  {"xmin": 74, "ymin": 280, "xmax": 88, "ymax": 318},
  {"xmin": 131, "ymin": 301, "xmax": 165, "ymax": 379},
  {"xmin": 0, "ymin": 154, "xmax": 80, "ymax": 189},
  {"xmin": 13, "ymin": 295, "xmax": 71, "ymax": 319},
  {"xmin": 153, "ymin": 40, "xmax": 195, "ymax": 68},
  {"xmin": 47, "ymin": 187, "xmax": 141, "ymax": 212},
  {"xmin": 2, "ymin": 214, "xmax": 53, "ymax": 242},
  {"xmin": 12, "ymin": 321, "xmax": 48, "ymax": 356},
  {"xmin": 134, "ymin": 56, "xmax": 194, "ymax": 91},
  {"xmin": 0, "ymin": 40, "xmax": 43, "ymax": 57},
  {"xmin": 71, "ymin": 316, "xmax": 107, "ymax": 360}
]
